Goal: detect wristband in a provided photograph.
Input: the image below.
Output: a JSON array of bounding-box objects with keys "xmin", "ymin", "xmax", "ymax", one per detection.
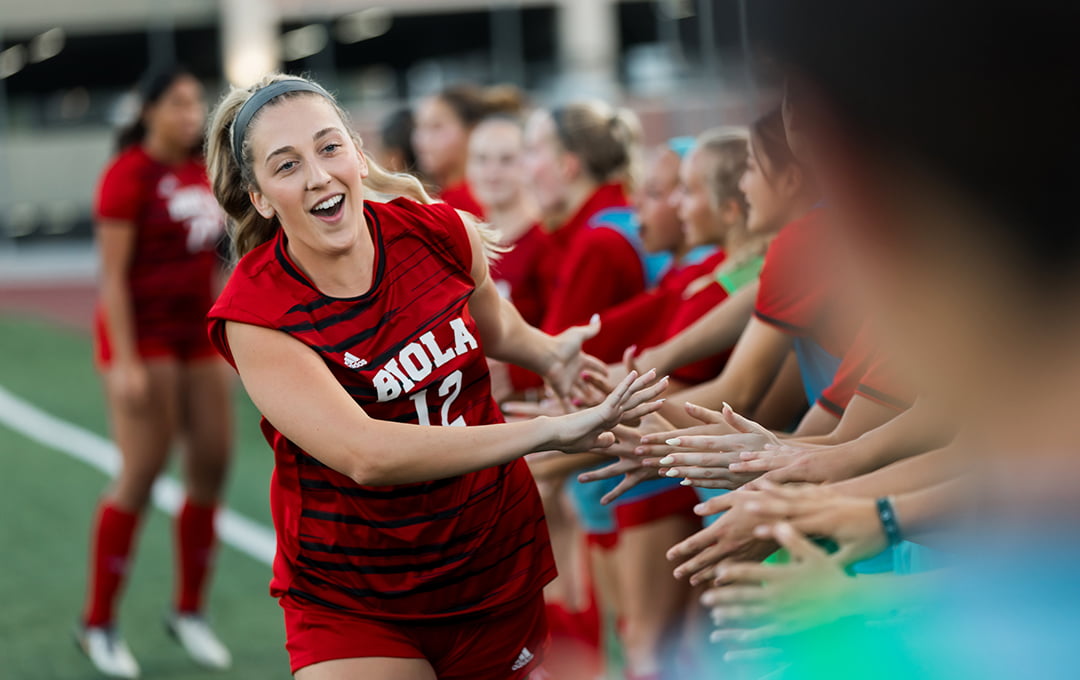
[{"xmin": 876, "ymin": 496, "xmax": 903, "ymax": 546}]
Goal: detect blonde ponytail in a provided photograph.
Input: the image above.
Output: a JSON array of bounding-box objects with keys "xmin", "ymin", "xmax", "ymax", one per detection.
[{"xmin": 206, "ymin": 73, "xmax": 503, "ymax": 261}]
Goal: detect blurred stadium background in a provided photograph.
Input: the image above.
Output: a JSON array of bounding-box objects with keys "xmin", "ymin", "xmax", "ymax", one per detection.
[{"xmin": 0, "ymin": 2, "xmax": 752, "ymax": 677}]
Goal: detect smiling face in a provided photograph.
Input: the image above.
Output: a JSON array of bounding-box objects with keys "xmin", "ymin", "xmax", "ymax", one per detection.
[
  {"xmin": 635, "ymin": 148, "xmax": 683, "ymax": 254},
  {"xmin": 677, "ymin": 147, "xmax": 729, "ymax": 248},
  {"xmin": 467, "ymin": 118, "xmax": 526, "ymax": 211},
  {"xmin": 739, "ymin": 138, "xmax": 788, "ymax": 234},
  {"xmin": 246, "ymin": 95, "xmax": 369, "ymax": 256},
  {"xmin": 413, "ymin": 95, "xmax": 470, "ymax": 183},
  {"xmin": 522, "ymin": 111, "xmax": 574, "ymax": 218}
]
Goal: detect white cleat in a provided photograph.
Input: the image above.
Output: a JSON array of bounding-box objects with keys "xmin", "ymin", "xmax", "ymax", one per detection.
[
  {"xmin": 165, "ymin": 613, "xmax": 232, "ymax": 670},
  {"xmin": 75, "ymin": 625, "xmax": 141, "ymax": 679}
]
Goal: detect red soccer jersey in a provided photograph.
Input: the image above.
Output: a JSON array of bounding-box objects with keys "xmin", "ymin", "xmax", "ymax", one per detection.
[
  {"xmin": 753, "ymin": 208, "xmax": 857, "ymax": 360},
  {"xmin": 817, "ymin": 323, "xmax": 876, "ymax": 417},
  {"xmin": 94, "ymin": 146, "xmax": 225, "ymax": 334},
  {"xmin": 540, "ymin": 183, "xmax": 646, "ymax": 335},
  {"xmin": 207, "ymin": 198, "xmax": 555, "ymax": 622},
  {"xmin": 439, "ymin": 181, "xmax": 486, "ymax": 219},
  {"xmin": 489, "ymin": 223, "xmax": 553, "ymax": 328},
  {"xmin": 855, "ymin": 353, "xmax": 915, "ymax": 413},
  {"xmin": 587, "ymin": 249, "xmax": 731, "ymax": 379}
]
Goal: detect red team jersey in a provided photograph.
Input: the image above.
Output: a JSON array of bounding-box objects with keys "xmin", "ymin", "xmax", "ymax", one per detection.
[
  {"xmin": 94, "ymin": 146, "xmax": 225, "ymax": 342},
  {"xmin": 588, "ymin": 249, "xmax": 733, "ymax": 383},
  {"xmin": 540, "ymin": 183, "xmax": 646, "ymax": 335},
  {"xmin": 489, "ymin": 223, "xmax": 553, "ymax": 329},
  {"xmin": 439, "ymin": 181, "xmax": 486, "ymax": 219},
  {"xmin": 208, "ymin": 198, "xmax": 555, "ymax": 622},
  {"xmin": 755, "ymin": 209, "xmax": 862, "ymax": 412}
]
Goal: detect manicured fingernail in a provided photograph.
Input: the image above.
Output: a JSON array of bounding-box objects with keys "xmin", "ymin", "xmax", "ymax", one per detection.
[
  {"xmin": 659, "ymin": 455, "xmax": 675, "ymax": 465},
  {"xmin": 665, "ymin": 468, "xmax": 680, "ymax": 477},
  {"xmin": 680, "ymin": 479, "xmax": 693, "ymax": 486},
  {"xmin": 722, "ymin": 401, "xmax": 732, "ymax": 411},
  {"xmin": 590, "ymin": 313, "xmax": 600, "ymax": 324},
  {"xmin": 666, "ymin": 438, "xmax": 680, "ymax": 446},
  {"xmin": 694, "ymin": 503, "xmax": 707, "ymax": 513}
]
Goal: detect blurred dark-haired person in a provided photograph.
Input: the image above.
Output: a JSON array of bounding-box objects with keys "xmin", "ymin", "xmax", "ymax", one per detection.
[
  {"xmin": 378, "ymin": 107, "xmax": 418, "ymax": 174},
  {"xmin": 414, "ymin": 84, "xmax": 527, "ymax": 217},
  {"xmin": 694, "ymin": 2, "xmax": 1080, "ymax": 677},
  {"xmin": 78, "ymin": 67, "xmax": 232, "ymax": 678}
]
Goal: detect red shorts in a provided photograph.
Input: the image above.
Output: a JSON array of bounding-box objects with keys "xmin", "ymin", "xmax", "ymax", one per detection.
[
  {"xmin": 614, "ymin": 484, "xmax": 700, "ymax": 531},
  {"xmin": 282, "ymin": 592, "xmax": 549, "ymax": 678},
  {"xmin": 94, "ymin": 311, "xmax": 217, "ymax": 367}
]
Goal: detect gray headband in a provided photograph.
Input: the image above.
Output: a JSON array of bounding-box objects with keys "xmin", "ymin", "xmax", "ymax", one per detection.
[{"xmin": 230, "ymin": 79, "xmax": 332, "ymax": 168}]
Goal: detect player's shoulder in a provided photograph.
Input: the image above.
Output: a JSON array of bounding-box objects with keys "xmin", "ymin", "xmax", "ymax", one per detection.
[
  {"xmin": 372, "ymin": 196, "xmax": 459, "ymax": 227},
  {"xmin": 215, "ymin": 233, "xmax": 301, "ymax": 321},
  {"xmin": 104, "ymin": 145, "xmax": 153, "ymax": 175},
  {"xmin": 371, "ymin": 197, "xmax": 471, "ymax": 265}
]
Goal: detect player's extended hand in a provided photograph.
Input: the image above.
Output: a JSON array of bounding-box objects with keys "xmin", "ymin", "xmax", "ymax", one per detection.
[
  {"xmin": 735, "ymin": 443, "xmax": 871, "ymax": 487},
  {"xmin": 543, "ymin": 314, "xmax": 609, "ymax": 401},
  {"xmin": 668, "ymin": 489, "xmax": 780, "ymax": 585},
  {"xmin": 740, "ymin": 480, "xmax": 885, "ymax": 565},
  {"xmin": 553, "ymin": 370, "xmax": 668, "ymax": 454},
  {"xmin": 703, "ymin": 522, "xmax": 854, "ymax": 654}
]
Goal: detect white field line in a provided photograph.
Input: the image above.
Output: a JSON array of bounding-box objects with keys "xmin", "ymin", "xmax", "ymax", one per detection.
[{"xmin": 0, "ymin": 384, "xmax": 275, "ymax": 566}]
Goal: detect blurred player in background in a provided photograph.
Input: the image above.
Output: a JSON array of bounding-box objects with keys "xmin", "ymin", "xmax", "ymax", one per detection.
[
  {"xmin": 78, "ymin": 67, "xmax": 233, "ymax": 678},
  {"xmin": 377, "ymin": 107, "xmax": 418, "ymax": 175},
  {"xmin": 413, "ymin": 84, "xmax": 526, "ymax": 217}
]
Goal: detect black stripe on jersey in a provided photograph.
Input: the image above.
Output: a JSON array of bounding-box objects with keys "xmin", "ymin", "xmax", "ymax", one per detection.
[
  {"xmin": 382, "ymin": 243, "xmax": 437, "ymax": 284},
  {"xmin": 753, "ymin": 310, "xmax": 810, "ymax": 336},
  {"xmin": 278, "ymin": 305, "xmax": 400, "ymax": 338},
  {"xmin": 296, "ymin": 452, "xmax": 331, "ymax": 469},
  {"xmin": 300, "ymin": 476, "xmax": 501, "ymax": 528},
  {"xmin": 296, "ymin": 535, "xmax": 538, "ymax": 600},
  {"xmin": 298, "ymin": 475, "xmax": 457, "ymax": 499},
  {"xmin": 286, "ymin": 587, "xmax": 352, "ymax": 611},
  {"xmin": 297, "ymin": 550, "xmax": 471, "ymax": 574},
  {"xmin": 344, "ymin": 384, "xmax": 377, "ymax": 400},
  {"xmin": 299, "ymin": 524, "xmax": 487, "ymax": 557},
  {"xmin": 818, "ymin": 395, "xmax": 846, "ymax": 417},
  {"xmin": 277, "ymin": 301, "xmax": 400, "ymax": 334},
  {"xmin": 275, "ymin": 202, "xmax": 386, "ymax": 303},
  {"xmin": 856, "ymin": 383, "xmax": 912, "ymax": 411},
  {"xmin": 356, "ymin": 289, "xmax": 473, "ymax": 366}
]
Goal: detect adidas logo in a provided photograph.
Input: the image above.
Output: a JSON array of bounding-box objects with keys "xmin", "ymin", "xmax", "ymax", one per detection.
[
  {"xmin": 343, "ymin": 352, "xmax": 367, "ymax": 369},
  {"xmin": 511, "ymin": 646, "xmax": 534, "ymax": 671}
]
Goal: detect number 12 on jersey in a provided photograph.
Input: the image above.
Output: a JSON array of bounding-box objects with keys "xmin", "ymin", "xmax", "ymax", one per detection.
[{"xmin": 408, "ymin": 370, "xmax": 466, "ymax": 426}]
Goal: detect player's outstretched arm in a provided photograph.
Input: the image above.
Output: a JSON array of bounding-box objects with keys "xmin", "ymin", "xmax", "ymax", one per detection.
[
  {"xmin": 658, "ymin": 318, "xmax": 794, "ymax": 428},
  {"xmin": 227, "ymin": 320, "xmax": 667, "ymax": 486}
]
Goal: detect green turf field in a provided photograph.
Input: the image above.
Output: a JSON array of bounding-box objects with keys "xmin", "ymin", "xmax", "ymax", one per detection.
[{"xmin": 0, "ymin": 314, "xmax": 292, "ymax": 679}]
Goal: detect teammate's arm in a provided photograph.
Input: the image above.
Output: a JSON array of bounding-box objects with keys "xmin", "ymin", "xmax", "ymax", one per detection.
[
  {"xmin": 659, "ymin": 318, "xmax": 794, "ymax": 428},
  {"xmin": 227, "ymin": 321, "xmax": 665, "ymax": 486},
  {"xmin": 635, "ymin": 282, "xmax": 758, "ymax": 375},
  {"xmin": 97, "ymin": 219, "xmax": 147, "ymax": 404}
]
